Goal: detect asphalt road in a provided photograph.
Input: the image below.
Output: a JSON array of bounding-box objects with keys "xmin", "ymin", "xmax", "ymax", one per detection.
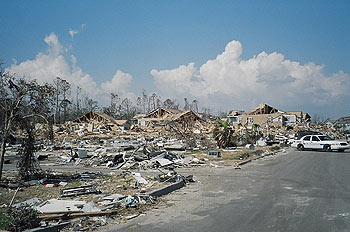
[{"xmin": 107, "ymin": 149, "xmax": 350, "ymax": 232}]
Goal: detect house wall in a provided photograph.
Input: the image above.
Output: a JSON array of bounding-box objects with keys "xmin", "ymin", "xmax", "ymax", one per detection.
[
  {"xmin": 228, "ymin": 116, "xmax": 241, "ymax": 125},
  {"xmin": 283, "ymin": 114, "xmax": 297, "ymax": 126},
  {"xmin": 337, "ymin": 122, "xmax": 350, "ymax": 133},
  {"xmin": 238, "ymin": 113, "xmax": 284, "ymax": 128}
]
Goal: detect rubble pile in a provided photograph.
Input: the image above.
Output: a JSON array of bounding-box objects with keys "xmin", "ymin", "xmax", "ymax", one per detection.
[
  {"xmin": 2, "ymin": 105, "xmax": 348, "ymax": 231},
  {"xmin": 1, "ymin": 168, "xmax": 193, "ymax": 231},
  {"xmin": 28, "ymin": 136, "xmax": 210, "ymax": 172}
]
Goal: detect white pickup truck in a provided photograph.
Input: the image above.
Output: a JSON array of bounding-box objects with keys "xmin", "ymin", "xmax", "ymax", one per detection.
[{"xmin": 291, "ymin": 135, "xmax": 350, "ymax": 152}]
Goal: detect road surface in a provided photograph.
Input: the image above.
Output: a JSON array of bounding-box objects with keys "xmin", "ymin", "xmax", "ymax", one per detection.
[{"xmin": 107, "ymin": 149, "xmax": 350, "ymax": 232}]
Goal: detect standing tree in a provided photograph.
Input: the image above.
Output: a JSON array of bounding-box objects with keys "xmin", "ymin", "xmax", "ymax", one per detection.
[
  {"xmin": 184, "ymin": 97, "xmax": 190, "ymax": 111},
  {"xmin": 142, "ymin": 89, "xmax": 148, "ymax": 113},
  {"xmin": 120, "ymin": 97, "xmax": 136, "ymax": 119},
  {"xmin": 104, "ymin": 93, "xmax": 120, "ymax": 118},
  {"xmin": 73, "ymin": 86, "xmax": 82, "ymax": 118},
  {"xmin": 82, "ymin": 96, "xmax": 99, "ymax": 113},
  {"xmin": 53, "ymin": 77, "xmax": 62, "ymax": 123},
  {"xmin": 156, "ymin": 97, "xmax": 162, "ymax": 109},
  {"xmin": 136, "ymin": 96, "xmax": 142, "ymax": 113},
  {"xmin": 150, "ymin": 93, "xmax": 157, "ymax": 111},
  {"xmin": 0, "ymin": 65, "xmax": 54, "ymax": 179},
  {"xmin": 60, "ymin": 79, "xmax": 71, "ymax": 122},
  {"xmin": 192, "ymin": 99, "xmax": 199, "ymax": 113},
  {"xmin": 53, "ymin": 77, "xmax": 71, "ymax": 123},
  {"xmin": 163, "ymin": 98, "xmax": 179, "ymax": 110}
]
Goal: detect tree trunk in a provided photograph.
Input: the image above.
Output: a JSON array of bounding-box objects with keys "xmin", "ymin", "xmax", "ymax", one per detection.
[{"xmin": 0, "ymin": 132, "xmax": 8, "ymax": 180}]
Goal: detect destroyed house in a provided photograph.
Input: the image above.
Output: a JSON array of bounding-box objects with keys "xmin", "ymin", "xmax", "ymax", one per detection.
[
  {"xmin": 228, "ymin": 104, "xmax": 310, "ymax": 128},
  {"xmin": 335, "ymin": 117, "xmax": 350, "ymax": 133},
  {"xmin": 74, "ymin": 112, "xmax": 129, "ymax": 131},
  {"xmin": 138, "ymin": 108, "xmax": 182, "ymax": 126},
  {"xmin": 167, "ymin": 110, "xmax": 203, "ymax": 129},
  {"xmin": 131, "ymin": 113, "xmax": 146, "ymax": 126},
  {"xmin": 283, "ymin": 111, "xmax": 311, "ymax": 126},
  {"xmin": 137, "ymin": 108, "xmax": 202, "ymax": 127},
  {"xmin": 227, "ymin": 110, "xmax": 245, "ymax": 125}
]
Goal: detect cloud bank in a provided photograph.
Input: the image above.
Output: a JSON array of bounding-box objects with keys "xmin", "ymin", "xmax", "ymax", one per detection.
[
  {"xmin": 151, "ymin": 40, "xmax": 350, "ymax": 116},
  {"xmin": 6, "ymin": 34, "xmax": 350, "ymax": 118},
  {"xmin": 7, "ymin": 32, "xmax": 135, "ymax": 104}
]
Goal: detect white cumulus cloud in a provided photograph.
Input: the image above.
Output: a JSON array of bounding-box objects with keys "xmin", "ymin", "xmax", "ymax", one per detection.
[
  {"xmin": 151, "ymin": 40, "xmax": 350, "ymax": 117},
  {"xmin": 69, "ymin": 29, "xmax": 79, "ymax": 39},
  {"xmin": 7, "ymin": 32, "xmax": 134, "ymax": 105}
]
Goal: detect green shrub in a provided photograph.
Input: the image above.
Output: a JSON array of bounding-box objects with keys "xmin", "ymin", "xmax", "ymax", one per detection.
[
  {"xmin": 0, "ymin": 212, "xmax": 11, "ymax": 231},
  {"xmin": 8, "ymin": 205, "xmax": 40, "ymax": 231}
]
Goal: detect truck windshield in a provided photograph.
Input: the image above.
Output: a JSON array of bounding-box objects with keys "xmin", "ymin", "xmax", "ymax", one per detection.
[{"xmin": 318, "ymin": 136, "xmax": 333, "ymax": 141}]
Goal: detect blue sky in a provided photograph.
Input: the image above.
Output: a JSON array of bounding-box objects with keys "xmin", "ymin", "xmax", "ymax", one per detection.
[{"xmin": 1, "ymin": 0, "xmax": 350, "ymax": 118}]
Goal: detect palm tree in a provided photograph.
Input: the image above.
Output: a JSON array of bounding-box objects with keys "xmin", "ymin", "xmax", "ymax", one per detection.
[{"xmin": 213, "ymin": 120, "xmax": 234, "ymax": 148}]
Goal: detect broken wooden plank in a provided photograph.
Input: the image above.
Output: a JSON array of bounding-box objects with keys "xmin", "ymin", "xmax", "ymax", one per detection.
[{"xmin": 39, "ymin": 209, "xmax": 120, "ymax": 220}]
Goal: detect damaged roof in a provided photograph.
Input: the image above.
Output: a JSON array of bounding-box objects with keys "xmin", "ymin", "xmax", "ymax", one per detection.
[
  {"xmin": 248, "ymin": 104, "xmax": 281, "ymax": 115},
  {"xmin": 144, "ymin": 108, "xmax": 182, "ymax": 119},
  {"xmin": 73, "ymin": 112, "xmax": 118, "ymax": 125}
]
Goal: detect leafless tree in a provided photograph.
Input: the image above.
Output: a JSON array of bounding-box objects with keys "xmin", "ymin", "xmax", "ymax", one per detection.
[
  {"xmin": 192, "ymin": 99, "xmax": 199, "ymax": 113},
  {"xmin": 75, "ymin": 86, "xmax": 82, "ymax": 117},
  {"xmin": 184, "ymin": 97, "xmax": 190, "ymax": 111},
  {"xmin": 0, "ymin": 64, "xmax": 54, "ymax": 179},
  {"xmin": 142, "ymin": 89, "xmax": 148, "ymax": 113},
  {"xmin": 136, "ymin": 96, "xmax": 142, "ymax": 113},
  {"xmin": 53, "ymin": 77, "xmax": 71, "ymax": 123},
  {"xmin": 163, "ymin": 98, "xmax": 179, "ymax": 110}
]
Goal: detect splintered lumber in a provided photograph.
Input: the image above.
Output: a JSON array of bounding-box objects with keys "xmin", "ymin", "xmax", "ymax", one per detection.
[
  {"xmin": 60, "ymin": 185, "xmax": 99, "ymax": 197},
  {"xmin": 39, "ymin": 209, "xmax": 120, "ymax": 220}
]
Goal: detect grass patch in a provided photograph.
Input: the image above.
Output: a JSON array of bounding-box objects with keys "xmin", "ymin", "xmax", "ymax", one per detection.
[
  {"xmin": 238, "ymin": 149, "xmax": 264, "ymax": 160},
  {"xmin": 270, "ymin": 146, "xmax": 281, "ymax": 151},
  {"xmin": 0, "ymin": 212, "xmax": 11, "ymax": 231},
  {"xmin": 221, "ymin": 149, "xmax": 265, "ymax": 161},
  {"xmin": 124, "ymin": 178, "xmax": 134, "ymax": 184},
  {"xmin": 66, "ymin": 180, "xmax": 83, "ymax": 188},
  {"xmin": 185, "ymin": 150, "xmax": 209, "ymax": 155}
]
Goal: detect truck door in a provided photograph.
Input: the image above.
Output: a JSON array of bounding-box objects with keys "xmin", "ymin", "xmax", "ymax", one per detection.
[
  {"xmin": 311, "ymin": 136, "xmax": 321, "ymax": 149},
  {"xmin": 302, "ymin": 136, "xmax": 312, "ymax": 149}
]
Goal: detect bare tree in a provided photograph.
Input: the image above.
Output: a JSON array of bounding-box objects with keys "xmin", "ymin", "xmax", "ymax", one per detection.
[
  {"xmin": 120, "ymin": 97, "xmax": 136, "ymax": 119},
  {"xmin": 61, "ymin": 79, "xmax": 71, "ymax": 122},
  {"xmin": 163, "ymin": 98, "xmax": 179, "ymax": 110},
  {"xmin": 136, "ymin": 96, "xmax": 142, "ymax": 113},
  {"xmin": 75, "ymin": 86, "xmax": 81, "ymax": 117},
  {"xmin": 142, "ymin": 89, "xmax": 148, "ymax": 113},
  {"xmin": 156, "ymin": 97, "xmax": 162, "ymax": 109},
  {"xmin": 82, "ymin": 96, "xmax": 99, "ymax": 113},
  {"xmin": 192, "ymin": 99, "xmax": 199, "ymax": 113},
  {"xmin": 184, "ymin": 97, "xmax": 190, "ymax": 111},
  {"xmin": 0, "ymin": 65, "xmax": 53, "ymax": 179},
  {"xmin": 53, "ymin": 77, "xmax": 62, "ymax": 123},
  {"xmin": 53, "ymin": 77, "xmax": 71, "ymax": 123},
  {"xmin": 152, "ymin": 93, "xmax": 158, "ymax": 110},
  {"xmin": 312, "ymin": 114, "xmax": 330, "ymax": 125},
  {"xmin": 202, "ymin": 107, "xmax": 211, "ymax": 116}
]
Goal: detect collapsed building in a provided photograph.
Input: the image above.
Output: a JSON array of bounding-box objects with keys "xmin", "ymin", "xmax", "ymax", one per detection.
[
  {"xmin": 228, "ymin": 104, "xmax": 311, "ymax": 129},
  {"xmin": 333, "ymin": 117, "xmax": 350, "ymax": 133},
  {"xmin": 226, "ymin": 104, "xmax": 314, "ymax": 142},
  {"xmin": 73, "ymin": 111, "xmax": 131, "ymax": 132},
  {"xmin": 132, "ymin": 107, "xmax": 207, "ymax": 133}
]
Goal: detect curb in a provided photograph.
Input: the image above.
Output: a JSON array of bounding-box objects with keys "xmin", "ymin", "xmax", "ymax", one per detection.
[
  {"xmin": 237, "ymin": 159, "xmax": 252, "ymax": 166},
  {"xmin": 237, "ymin": 148, "xmax": 290, "ymax": 167},
  {"xmin": 149, "ymin": 180, "xmax": 185, "ymax": 197}
]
